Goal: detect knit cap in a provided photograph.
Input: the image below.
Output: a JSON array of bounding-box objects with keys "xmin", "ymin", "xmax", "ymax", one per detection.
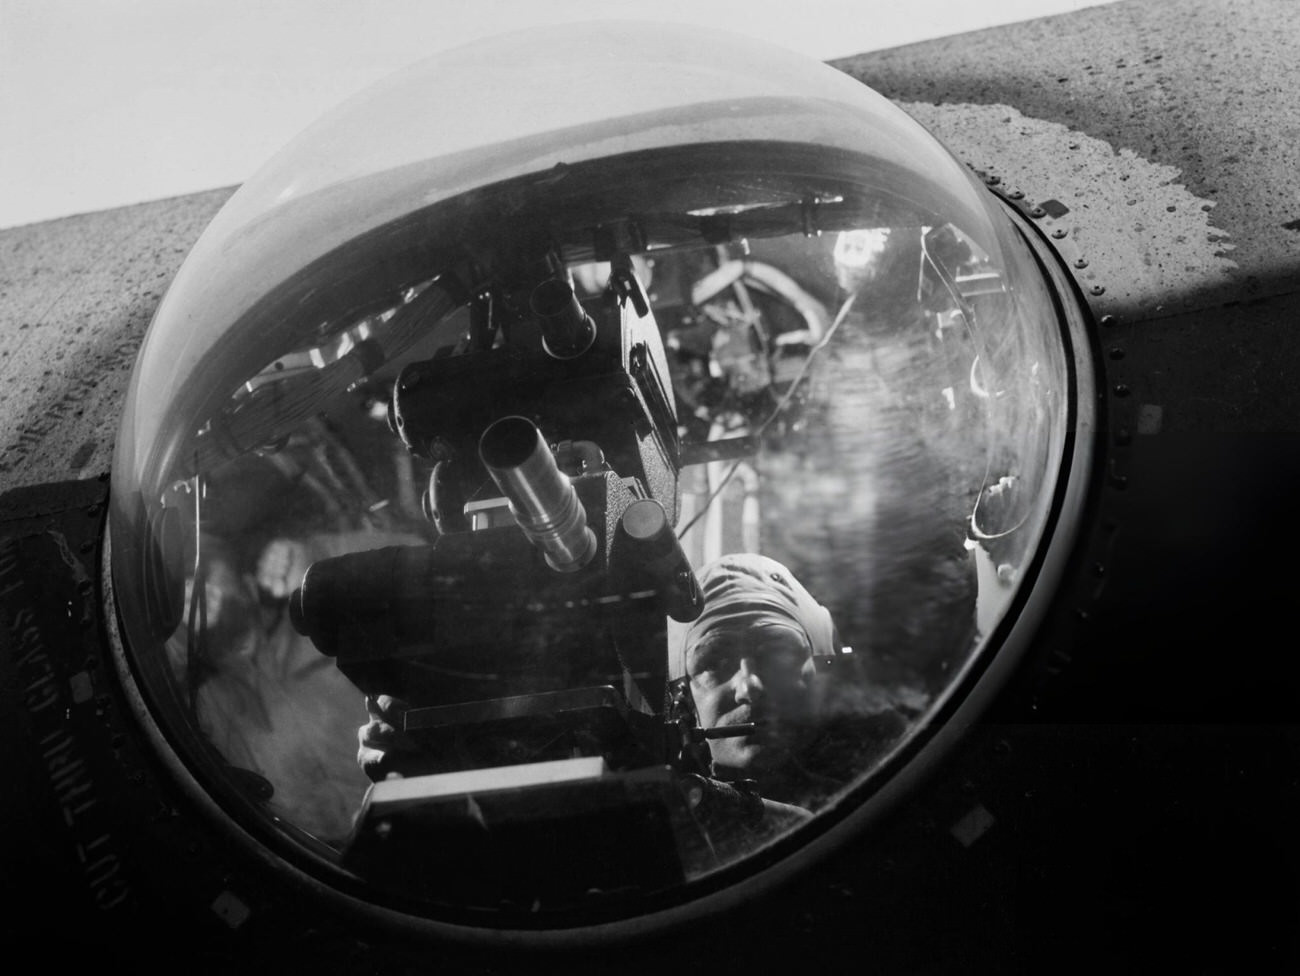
[{"xmin": 670, "ymin": 552, "xmax": 835, "ymax": 678}]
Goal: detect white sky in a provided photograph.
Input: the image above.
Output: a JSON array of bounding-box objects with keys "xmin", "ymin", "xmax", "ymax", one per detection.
[{"xmin": 0, "ymin": 0, "xmax": 1110, "ymax": 229}]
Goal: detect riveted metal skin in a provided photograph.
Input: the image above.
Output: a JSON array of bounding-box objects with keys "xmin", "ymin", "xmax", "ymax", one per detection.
[{"xmin": 3, "ymin": 0, "xmax": 1300, "ymax": 972}]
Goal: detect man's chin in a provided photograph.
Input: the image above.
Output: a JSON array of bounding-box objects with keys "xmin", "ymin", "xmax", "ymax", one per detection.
[{"xmin": 714, "ymin": 739, "xmax": 791, "ymax": 778}]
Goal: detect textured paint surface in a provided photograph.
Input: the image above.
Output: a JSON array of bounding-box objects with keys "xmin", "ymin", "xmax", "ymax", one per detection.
[
  {"xmin": 0, "ymin": 189, "xmax": 233, "ymax": 488},
  {"xmin": 900, "ymin": 100, "xmax": 1237, "ymax": 315},
  {"xmin": 836, "ymin": 0, "xmax": 1300, "ymax": 306}
]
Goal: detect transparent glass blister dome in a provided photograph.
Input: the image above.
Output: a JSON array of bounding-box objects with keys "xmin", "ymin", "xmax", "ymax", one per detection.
[{"xmin": 109, "ymin": 21, "xmax": 1084, "ymax": 926}]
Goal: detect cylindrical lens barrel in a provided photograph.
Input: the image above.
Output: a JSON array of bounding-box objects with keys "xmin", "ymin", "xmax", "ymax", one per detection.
[
  {"xmin": 480, "ymin": 416, "xmax": 597, "ymax": 573},
  {"xmin": 618, "ymin": 498, "xmax": 704, "ymax": 622},
  {"xmin": 530, "ymin": 278, "xmax": 596, "ymax": 359}
]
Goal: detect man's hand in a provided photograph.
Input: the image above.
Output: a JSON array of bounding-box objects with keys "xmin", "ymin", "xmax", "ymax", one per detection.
[{"xmin": 357, "ymin": 694, "xmax": 420, "ymax": 782}]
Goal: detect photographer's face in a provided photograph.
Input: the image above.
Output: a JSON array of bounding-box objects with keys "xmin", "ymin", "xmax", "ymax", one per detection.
[{"xmin": 686, "ymin": 621, "xmax": 815, "ymax": 777}]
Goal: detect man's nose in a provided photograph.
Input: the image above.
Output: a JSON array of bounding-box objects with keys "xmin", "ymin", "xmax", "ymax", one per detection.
[{"xmin": 733, "ymin": 657, "xmax": 766, "ymax": 701}]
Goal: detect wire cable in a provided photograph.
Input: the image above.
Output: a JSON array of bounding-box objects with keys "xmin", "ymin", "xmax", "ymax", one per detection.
[{"xmin": 676, "ymin": 290, "xmax": 858, "ymax": 540}]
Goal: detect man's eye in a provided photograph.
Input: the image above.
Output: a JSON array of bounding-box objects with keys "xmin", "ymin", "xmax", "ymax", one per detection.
[
  {"xmin": 693, "ymin": 649, "xmax": 737, "ymax": 681},
  {"xmin": 772, "ymin": 647, "xmax": 808, "ymax": 671}
]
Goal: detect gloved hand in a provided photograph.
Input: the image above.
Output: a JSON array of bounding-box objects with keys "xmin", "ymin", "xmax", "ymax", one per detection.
[{"xmin": 357, "ymin": 694, "xmax": 420, "ymax": 782}]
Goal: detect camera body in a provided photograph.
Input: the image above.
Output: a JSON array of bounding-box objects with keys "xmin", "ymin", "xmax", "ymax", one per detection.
[{"xmin": 292, "ymin": 270, "xmax": 701, "ymax": 775}]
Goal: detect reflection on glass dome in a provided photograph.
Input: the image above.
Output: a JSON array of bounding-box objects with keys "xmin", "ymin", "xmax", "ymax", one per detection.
[{"xmin": 109, "ymin": 21, "xmax": 1076, "ymax": 924}]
